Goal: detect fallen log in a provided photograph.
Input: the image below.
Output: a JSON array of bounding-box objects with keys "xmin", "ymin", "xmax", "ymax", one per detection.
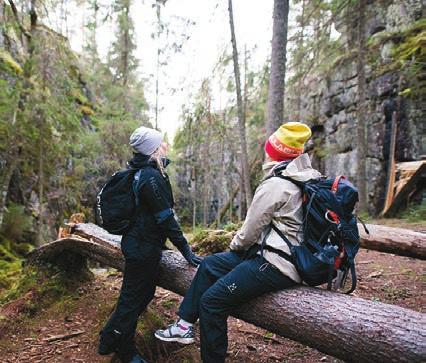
[
  {"xmin": 359, "ymin": 223, "xmax": 426, "ymax": 259},
  {"xmin": 69, "ymin": 221, "xmax": 426, "ymax": 259},
  {"xmin": 27, "ymin": 223, "xmax": 426, "ymax": 362}
]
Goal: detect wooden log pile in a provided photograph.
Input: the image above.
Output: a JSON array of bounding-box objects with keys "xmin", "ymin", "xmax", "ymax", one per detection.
[{"xmin": 26, "ymin": 223, "xmax": 426, "ymax": 362}]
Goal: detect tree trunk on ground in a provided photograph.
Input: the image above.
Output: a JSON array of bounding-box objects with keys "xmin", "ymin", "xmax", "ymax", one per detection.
[
  {"xmin": 359, "ymin": 223, "xmax": 426, "ymax": 259},
  {"xmin": 266, "ymin": 0, "xmax": 289, "ymax": 137},
  {"xmin": 27, "ymin": 223, "xmax": 425, "ymax": 363},
  {"xmin": 228, "ymin": 0, "xmax": 252, "ymax": 207},
  {"xmin": 356, "ymin": 0, "xmax": 367, "ymax": 212}
]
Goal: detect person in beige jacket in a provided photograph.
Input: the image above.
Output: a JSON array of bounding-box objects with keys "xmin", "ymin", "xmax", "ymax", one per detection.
[{"xmin": 155, "ymin": 122, "xmax": 321, "ymax": 363}]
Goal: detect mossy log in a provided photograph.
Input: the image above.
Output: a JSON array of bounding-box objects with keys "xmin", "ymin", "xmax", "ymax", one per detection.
[{"xmin": 26, "ymin": 223, "xmax": 426, "ymax": 362}]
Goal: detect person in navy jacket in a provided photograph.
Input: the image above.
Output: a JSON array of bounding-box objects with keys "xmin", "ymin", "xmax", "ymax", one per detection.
[{"xmin": 98, "ymin": 126, "xmax": 202, "ymax": 363}]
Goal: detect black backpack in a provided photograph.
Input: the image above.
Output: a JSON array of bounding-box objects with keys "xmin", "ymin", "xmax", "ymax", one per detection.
[
  {"xmin": 95, "ymin": 168, "xmax": 143, "ymax": 235},
  {"xmin": 267, "ymin": 172, "xmax": 366, "ymax": 294}
]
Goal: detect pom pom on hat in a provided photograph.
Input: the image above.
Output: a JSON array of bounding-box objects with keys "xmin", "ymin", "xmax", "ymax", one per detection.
[
  {"xmin": 129, "ymin": 126, "xmax": 163, "ymax": 156},
  {"xmin": 265, "ymin": 122, "xmax": 312, "ymax": 161}
]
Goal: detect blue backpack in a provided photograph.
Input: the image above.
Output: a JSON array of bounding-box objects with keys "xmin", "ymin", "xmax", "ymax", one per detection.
[{"xmin": 269, "ymin": 172, "xmax": 365, "ymax": 294}]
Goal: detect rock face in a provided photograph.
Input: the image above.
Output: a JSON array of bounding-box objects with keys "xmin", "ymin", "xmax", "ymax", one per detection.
[{"xmin": 287, "ymin": 0, "xmax": 424, "ymax": 214}]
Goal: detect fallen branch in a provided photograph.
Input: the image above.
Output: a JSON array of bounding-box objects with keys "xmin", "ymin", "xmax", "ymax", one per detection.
[
  {"xmin": 26, "ymin": 223, "xmax": 426, "ymax": 362},
  {"xmin": 43, "ymin": 330, "xmax": 84, "ymax": 342}
]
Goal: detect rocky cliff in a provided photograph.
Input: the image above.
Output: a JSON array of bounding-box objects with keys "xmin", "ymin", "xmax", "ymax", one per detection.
[{"xmin": 288, "ymin": 0, "xmax": 424, "ymax": 214}]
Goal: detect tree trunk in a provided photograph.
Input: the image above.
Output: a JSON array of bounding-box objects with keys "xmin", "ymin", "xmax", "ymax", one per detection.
[
  {"xmin": 214, "ymin": 154, "xmax": 259, "ymax": 226},
  {"xmin": 359, "ymin": 223, "xmax": 426, "ymax": 259},
  {"xmin": 36, "ymin": 119, "xmax": 44, "ymax": 246},
  {"xmin": 266, "ymin": 0, "xmax": 289, "ymax": 137},
  {"xmin": 217, "ymin": 125, "xmax": 226, "ymax": 225},
  {"xmin": 27, "ymin": 223, "xmax": 425, "ymax": 363},
  {"xmin": 228, "ymin": 0, "xmax": 252, "ymax": 207},
  {"xmin": 0, "ymin": 106, "xmax": 20, "ymax": 229},
  {"xmin": 296, "ymin": 0, "xmax": 305, "ymax": 120},
  {"xmin": 356, "ymin": 0, "xmax": 367, "ymax": 212},
  {"xmin": 0, "ymin": 156, "xmax": 18, "ymax": 229},
  {"xmin": 154, "ymin": 0, "xmax": 163, "ymax": 130}
]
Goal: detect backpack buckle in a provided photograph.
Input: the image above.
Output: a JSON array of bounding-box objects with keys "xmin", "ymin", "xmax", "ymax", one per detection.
[{"xmin": 325, "ymin": 210, "xmax": 340, "ymax": 224}]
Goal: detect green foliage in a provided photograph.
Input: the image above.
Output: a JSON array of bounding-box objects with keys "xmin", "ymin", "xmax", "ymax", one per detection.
[
  {"xmin": 222, "ymin": 221, "xmax": 242, "ymax": 232},
  {"xmin": 0, "ymin": 264, "xmax": 80, "ymax": 317},
  {"xmin": 191, "ymin": 229, "xmax": 232, "ymax": 255},
  {"xmin": 0, "ymin": 0, "xmax": 149, "ymax": 246},
  {"xmin": 0, "ymin": 204, "xmax": 33, "ymax": 291},
  {"xmin": 190, "ymin": 227, "xmax": 209, "ymax": 243},
  {"xmin": 0, "ymin": 259, "xmax": 22, "ymax": 290},
  {"xmin": 1, "ymin": 203, "xmax": 33, "ymax": 242},
  {"xmin": 0, "ymin": 266, "xmax": 37, "ymax": 303},
  {"xmin": 400, "ymin": 200, "xmax": 426, "ymax": 223},
  {"xmin": 173, "ymin": 56, "xmax": 268, "ymax": 226},
  {"xmin": 368, "ymin": 18, "xmax": 426, "ymax": 88}
]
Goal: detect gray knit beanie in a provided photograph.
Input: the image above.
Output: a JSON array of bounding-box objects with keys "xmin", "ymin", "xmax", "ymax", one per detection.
[{"xmin": 129, "ymin": 126, "xmax": 163, "ymax": 155}]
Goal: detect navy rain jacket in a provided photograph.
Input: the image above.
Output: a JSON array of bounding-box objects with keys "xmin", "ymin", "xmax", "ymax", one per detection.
[{"xmin": 126, "ymin": 153, "xmax": 187, "ymax": 250}]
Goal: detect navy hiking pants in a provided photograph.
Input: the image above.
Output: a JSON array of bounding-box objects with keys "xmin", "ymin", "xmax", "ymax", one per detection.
[
  {"xmin": 100, "ymin": 232, "xmax": 162, "ymax": 362},
  {"xmin": 178, "ymin": 251, "xmax": 297, "ymax": 363}
]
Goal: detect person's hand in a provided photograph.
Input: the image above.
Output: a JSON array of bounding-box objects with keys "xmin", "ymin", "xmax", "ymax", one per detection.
[{"xmin": 179, "ymin": 244, "xmax": 203, "ymax": 267}]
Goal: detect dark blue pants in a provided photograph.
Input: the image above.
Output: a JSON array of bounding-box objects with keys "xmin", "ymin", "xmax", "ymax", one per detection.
[
  {"xmin": 178, "ymin": 252, "xmax": 297, "ymax": 363},
  {"xmin": 100, "ymin": 233, "xmax": 162, "ymax": 362}
]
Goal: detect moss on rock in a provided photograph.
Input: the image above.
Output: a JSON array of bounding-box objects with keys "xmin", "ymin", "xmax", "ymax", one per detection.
[{"xmin": 0, "ymin": 50, "xmax": 23, "ymax": 75}]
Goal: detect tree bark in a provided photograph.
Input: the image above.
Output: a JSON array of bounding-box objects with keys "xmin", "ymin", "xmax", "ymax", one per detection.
[
  {"xmin": 213, "ymin": 154, "xmax": 260, "ymax": 226},
  {"xmin": 0, "ymin": 155, "xmax": 18, "ymax": 228},
  {"xmin": 154, "ymin": 0, "xmax": 162, "ymax": 129},
  {"xmin": 266, "ymin": 0, "xmax": 289, "ymax": 137},
  {"xmin": 27, "ymin": 223, "xmax": 425, "ymax": 363},
  {"xmin": 359, "ymin": 223, "xmax": 426, "ymax": 259},
  {"xmin": 228, "ymin": 0, "xmax": 252, "ymax": 207},
  {"xmin": 356, "ymin": 0, "xmax": 367, "ymax": 212}
]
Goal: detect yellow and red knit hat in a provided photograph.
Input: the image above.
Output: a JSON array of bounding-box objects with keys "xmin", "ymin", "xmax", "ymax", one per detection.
[{"xmin": 265, "ymin": 122, "xmax": 312, "ymax": 161}]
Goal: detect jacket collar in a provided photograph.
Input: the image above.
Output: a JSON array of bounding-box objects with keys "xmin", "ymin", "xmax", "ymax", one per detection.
[
  {"xmin": 127, "ymin": 153, "xmax": 171, "ymax": 170},
  {"xmin": 262, "ymin": 153, "xmax": 322, "ymax": 182}
]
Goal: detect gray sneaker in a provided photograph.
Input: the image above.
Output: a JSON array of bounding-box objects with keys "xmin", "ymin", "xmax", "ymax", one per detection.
[{"xmin": 154, "ymin": 320, "xmax": 195, "ymax": 344}]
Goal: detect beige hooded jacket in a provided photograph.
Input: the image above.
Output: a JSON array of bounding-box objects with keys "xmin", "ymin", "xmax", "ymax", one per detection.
[{"xmin": 229, "ymin": 153, "xmax": 322, "ymax": 283}]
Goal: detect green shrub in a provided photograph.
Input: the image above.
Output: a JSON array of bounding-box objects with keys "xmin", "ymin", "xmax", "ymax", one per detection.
[
  {"xmin": 1, "ymin": 203, "xmax": 33, "ymax": 242},
  {"xmin": 401, "ymin": 200, "xmax": 426, "ymax": 223}
]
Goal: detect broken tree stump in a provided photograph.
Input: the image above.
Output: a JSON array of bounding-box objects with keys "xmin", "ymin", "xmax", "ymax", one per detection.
[{"xmin": 26, "ymin": 223, "xmax": 426, "ymax": 362}]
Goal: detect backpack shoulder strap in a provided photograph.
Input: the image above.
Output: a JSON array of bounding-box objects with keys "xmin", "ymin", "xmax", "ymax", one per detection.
[
  {"xmin": 270, "ymin": 223, "xmax": 293, "ymax": 250},
  {"xmin": 260, "ymin": 223, "xmax": 294, "ymax": 264},
  {"xmin": 132, "ymin": 168, "xmax": 146, "ymax": 207}
]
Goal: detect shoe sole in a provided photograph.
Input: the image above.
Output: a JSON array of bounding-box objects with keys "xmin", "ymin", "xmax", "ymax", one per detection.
[{"xmin": 154, "ymin": 332, "xmax": 195, "ymax": 345}]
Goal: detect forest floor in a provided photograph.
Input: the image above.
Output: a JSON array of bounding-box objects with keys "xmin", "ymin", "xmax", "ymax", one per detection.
[{"xmin": 0, "ymin": 224, "xmax": 424, "ymax": 363}]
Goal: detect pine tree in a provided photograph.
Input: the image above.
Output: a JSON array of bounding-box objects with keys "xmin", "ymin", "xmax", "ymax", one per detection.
[
  {"xmin": 266, "ymin": 0, "xmax": 289, "ymax": 136},
  {"xmin": 228, "ymin": 0, "xmax": 252, "ymax": 208}
]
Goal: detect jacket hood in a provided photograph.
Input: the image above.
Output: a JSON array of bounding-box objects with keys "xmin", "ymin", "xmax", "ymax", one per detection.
[
  {"xmin": 263, "ymin": 153, "xmax": 321, "ymax": 182},
  {"xmin": 127, "ymin": 153, "xmax": 170, "ymax": 170}
]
